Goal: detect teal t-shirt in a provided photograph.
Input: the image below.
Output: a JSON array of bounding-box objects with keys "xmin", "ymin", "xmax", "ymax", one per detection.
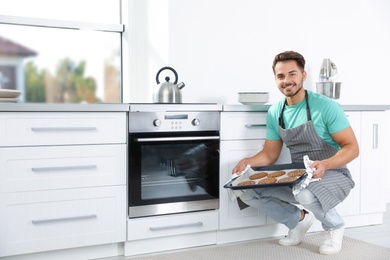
[{"xmin": 266, "ymin": 90, "xmax": 350, "ymax": 150}]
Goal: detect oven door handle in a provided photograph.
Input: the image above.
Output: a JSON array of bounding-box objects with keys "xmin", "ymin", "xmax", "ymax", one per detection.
[{"xmin": 134, "ymin": 136, "xmax": 220, "ymax": 142}]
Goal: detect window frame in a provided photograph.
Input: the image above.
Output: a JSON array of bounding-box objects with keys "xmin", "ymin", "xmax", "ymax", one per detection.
[
  {"xmin": 0, "ymin": 5, "xmax": 126, "ymax": 103},
  {"xmin": 0, "ymin": 15, "xmax": 124, "ymax": 32}
]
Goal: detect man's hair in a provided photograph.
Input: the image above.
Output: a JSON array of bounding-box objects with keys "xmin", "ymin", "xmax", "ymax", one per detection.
[{"xmin": 272, "ymin": 51, "xmax": 305, "ymax": 74}]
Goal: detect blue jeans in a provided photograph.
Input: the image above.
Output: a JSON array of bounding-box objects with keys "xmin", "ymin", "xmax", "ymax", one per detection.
[{"xmin": 239, "ymin": 187, "xmax": 344, "ymax": 230}]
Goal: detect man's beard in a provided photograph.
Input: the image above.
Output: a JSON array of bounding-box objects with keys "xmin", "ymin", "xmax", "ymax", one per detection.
[{"xmin": 284, "ymin": 82, "xmax": 303, "ymax": 97}]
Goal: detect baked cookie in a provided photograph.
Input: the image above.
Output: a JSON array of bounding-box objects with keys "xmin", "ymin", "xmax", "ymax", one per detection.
[
  {"xmin": 268, "ymin": 170, "xmax": 286, "ymax": 178},
  {"xmin": 258, "ymin": 177, "xmax": 277, "ymax": 184},
  {"xmin": 249, "ymin": 171, "xmax": 268, "ymax": 180},
  {"xmin": 288, "ymin": 169, "xmax": 306, "ymax": 177},
  {"xmin": 278, "ymin": 176, "xmax": 298, "ymax": 183},
  {"xmin": 237, "ymin": 180, "xmax": 256, "ymax": 186}
]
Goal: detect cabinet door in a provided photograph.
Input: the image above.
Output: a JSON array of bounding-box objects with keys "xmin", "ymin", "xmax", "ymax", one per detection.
[
  {"xmin": 0, "ymin": 186, "xmax": 126, "ymax": 257},
  {"xmin": 220, "ymin": 112, "xmax": 267, "ymax": 140},
  {"xmin": 337, "ymin": 112, "xmax": 361, "ymax": 216},
  {"xmin": 0, "ymin": 144, "xmax": 126, "ymax": 193},
  {"xmin": 127, "ymin": 210, "xmax": 218, "ymax": 241},
  {"xmin": 0, "ymin": 112, "xmax": 126, "ymax": 146},
  {"xmin": 219, "ymin": 139, "xmax": 267, "ymax": 229},
  {"xmin": 360, "ymin": 111, "xmax": 386, "ymax": 214}
]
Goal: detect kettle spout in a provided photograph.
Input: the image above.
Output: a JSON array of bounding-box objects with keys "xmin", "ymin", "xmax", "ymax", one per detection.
[{"xmin": 177, "ymin": 82, "xmax": 185, "ymax": 89}]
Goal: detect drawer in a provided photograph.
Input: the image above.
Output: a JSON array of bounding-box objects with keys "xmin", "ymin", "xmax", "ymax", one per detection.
[
  {"xmin": 0, "ymin": 112, "xmax": 126, "ymax": 146},
  {"xmin": 127, "ymin": 210, "xmax": 218, "ymax": 241},
  {"xmin": 0, "ymin": 186, "xmax": 126, "ymax": 257},
  {"xmin": 0, "ymin": 144, "xmax": 126, "ymax": 193},
  {"xmin": 220, "ymin": 112, "xmax": 267, "ymax": 140}
]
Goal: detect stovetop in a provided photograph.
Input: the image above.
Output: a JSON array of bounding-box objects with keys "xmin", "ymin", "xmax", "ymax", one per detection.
[{"xmin": 129, "ymin": 103, "xmax": 222, "ymax": 112}]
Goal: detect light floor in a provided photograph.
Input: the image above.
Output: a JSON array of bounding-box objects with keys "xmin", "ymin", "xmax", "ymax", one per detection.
[
  {"xmin": 344, "ymin": 203, "xmax": 390, "ymax": 248},
  {"xmin": 104, "ymin": 204, "xmax": 390, "ymax": 259}
]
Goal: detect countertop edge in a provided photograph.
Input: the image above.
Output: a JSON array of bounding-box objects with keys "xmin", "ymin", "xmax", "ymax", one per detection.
[
  {"xmin": 0, "ymin": 103, "xmax": 130, "ymax": 112},
  {"xmin": 1, "ymin": 103, "xmax": 389, "ymax": 112},
  {"xmin": 222, "ymin": 104, "xmax": 390, "ymax": 112}
]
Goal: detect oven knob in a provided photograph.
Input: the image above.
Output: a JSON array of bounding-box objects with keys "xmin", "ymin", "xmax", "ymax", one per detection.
[
  {"xmin": 192, "ymin": 118, "xmax": 200, "ymax": 126},
  {"xmin": 153, "ymin": 119, "xmax": 161, "ymax": 127}
]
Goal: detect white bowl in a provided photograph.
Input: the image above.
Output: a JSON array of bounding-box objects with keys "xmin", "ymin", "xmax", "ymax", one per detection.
[
  {"xmin": 239, "ymin": 102, "xmax": 267, "ymax": 105},
  {"xmin": 238, "ymin": 92, "xmax": 269, "ymax": 103},
  {"xmin": 0, "ymin": 89, "xmax": 21, "ymax": 99}
]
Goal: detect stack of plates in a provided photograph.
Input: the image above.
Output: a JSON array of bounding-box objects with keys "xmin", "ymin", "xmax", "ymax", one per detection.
[
  {"xmin": 238, "ymin": 92, "xmax": 269, "ymax": 105},
  {"xmin": 0, "ymin": 89, "xmax": 21, "ymax": 102}
]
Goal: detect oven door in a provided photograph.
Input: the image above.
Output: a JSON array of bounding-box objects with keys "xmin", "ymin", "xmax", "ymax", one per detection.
[{"xmin": 128, "ymin": 131, "xmax": 220, "ymax": 218}]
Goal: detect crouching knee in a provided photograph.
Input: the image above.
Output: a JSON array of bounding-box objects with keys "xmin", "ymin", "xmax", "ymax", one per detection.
[{"xmin": 294, "ymin": 189, "xmax": 317, "ymax": 206}]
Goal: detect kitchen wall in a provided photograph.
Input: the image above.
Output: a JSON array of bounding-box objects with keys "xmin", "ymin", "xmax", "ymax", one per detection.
[
  {"xmin": 125, "ymin": 0, "xmax": 390, "ymax": 105},
  {"xmin": 124, "ymin": 0, "xmax": 390, "ymax": 203}
]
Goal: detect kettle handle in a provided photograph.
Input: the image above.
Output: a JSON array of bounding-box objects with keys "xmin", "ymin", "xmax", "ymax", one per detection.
[{"xmin": 156, "ymin": 66, "xmax": 178, "ymax": 84}]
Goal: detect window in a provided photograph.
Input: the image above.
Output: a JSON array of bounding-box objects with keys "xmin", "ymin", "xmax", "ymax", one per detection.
[{"xmin": 0, "ymin": 0, "xmax": 123, "ymax": 103}]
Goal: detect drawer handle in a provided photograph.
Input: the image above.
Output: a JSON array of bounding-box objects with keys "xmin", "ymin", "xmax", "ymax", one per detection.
[
  {"xmin": 32, "ymin": 214, "xmax": 97, "ymax": 225},
  {"xmin": 32, "ymin": 165, "xmax": 97, "ymax": 172},
  {"xmin": 373, "ymin": 123, "xmax": 378, "ymax": 149},
  {"xmin": 31, "ymin": 127, "xmax": 97, "ymax": 132},
  {"xmin": 149, "ymin": 221, "xmax": 203, "ymax": 231},
  {"xmin": 245, "ymin": 124, "xmax": 267, "ymax": 128}
]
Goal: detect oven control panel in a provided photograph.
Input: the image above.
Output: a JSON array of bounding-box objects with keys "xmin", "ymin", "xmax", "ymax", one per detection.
[{"xmin": 129, "ymin": 112, "xmax": 220, "ymax": 133}]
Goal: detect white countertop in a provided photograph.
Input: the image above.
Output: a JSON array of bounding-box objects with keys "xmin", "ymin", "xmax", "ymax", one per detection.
[
  {"xmin": 222, "ymin": 104, "xmax": 390, "ymax": 112},
  {"xmin": 1, "ymin": 102, "xmax": 389, "ymax": 112},
  {"xmin": 0, "ymin": 103, "xmax": 130, "ymax": 112}
]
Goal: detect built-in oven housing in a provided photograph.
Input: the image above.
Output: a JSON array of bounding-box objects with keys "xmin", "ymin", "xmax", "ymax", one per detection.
[{"xmin": 128, "ymin": 108, "xmax": 220, "ymax": 218}]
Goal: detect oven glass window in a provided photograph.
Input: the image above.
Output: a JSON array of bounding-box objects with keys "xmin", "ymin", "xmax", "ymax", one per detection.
[
  {"xmin": 141, "ymin": 142, "xmax": 219, "ymax": 200},
  {"xmin": 128, "ymin": 132, "xmax": 220, "ymax": 207}
]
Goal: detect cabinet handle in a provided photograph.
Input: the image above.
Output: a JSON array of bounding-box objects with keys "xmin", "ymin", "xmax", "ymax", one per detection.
[
  {"xmin": 32, "ymin": 214, "xmax": 97, "ymax": 225},
  {"xmin": 32, "ymin": 165, "xmax": 97, "ymax": 172},
  {"xmin": 31, "ymin": 127, "xmax": 97, "ymax": 132},
  {"xmin": 149, "ymin": 221, "xmax": 203, "ymax": 231},
  {"xmin": 245, "ymin": 124, "xmax": 267, "ymax": 128},
  {"xmin": 373, "ymin": 123, "xmax": 378, "ymax": 149}
]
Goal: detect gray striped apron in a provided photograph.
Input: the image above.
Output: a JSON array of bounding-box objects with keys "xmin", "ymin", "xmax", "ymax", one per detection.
[{"xmin": 278, "ymin": 91, "xmax": 355, "ymax": 213}]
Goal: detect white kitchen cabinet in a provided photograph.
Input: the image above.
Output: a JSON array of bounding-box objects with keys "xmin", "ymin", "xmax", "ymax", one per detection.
[
  {"xmin": 336, "ymin": 111, "xmax": 386, "ymax": 220},
  {"xmin": 0, "ymin": 186, "xmax": 126, "ymax": 257},
  {"xmin": 219, "ymin": 112, "xmax": 291, "ymax": 230},
  {"xmin": 0, "ymin": 112, "xmax": 125, "ymax": 146},
  {"xmin": 125, "ymin": 210, "xmax": 218, "ymax": 256},
  {"xmin": 360, "ymin": 111, "xmax": 386, "ymax": 214},
  {"xmin": 127, "ymin": 210, "xmax": 218, "ymax": 241},
  {"xmin": 0, "ymin": 112, "xmax": 127, "ymax": 258},
  {"xmin": 0, "ymin": 144, "xmax": 126, "ymax": 193},
  {"xmin": 219, "ymin": 139, "xmax": 267, "ymax": 229},
  {"xmin": 220, "ymin": 112, "xmax": 268, "ymax": 140}
]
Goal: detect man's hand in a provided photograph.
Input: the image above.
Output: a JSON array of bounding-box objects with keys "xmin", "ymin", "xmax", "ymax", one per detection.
[{"xmin": 310, "ymin": 160, "xmax": 325, "ymax": 178}]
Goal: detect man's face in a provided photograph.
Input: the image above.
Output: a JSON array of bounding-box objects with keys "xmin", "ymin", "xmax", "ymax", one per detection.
[{"xmin": 274, "ymin": 60, "xmax": 307, "ymax": 97}]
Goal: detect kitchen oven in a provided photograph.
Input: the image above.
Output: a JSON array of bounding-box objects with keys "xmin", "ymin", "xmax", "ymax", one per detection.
[{"xmin": 128, "ymin": 104, "xmax": 221, "ymax": 218}]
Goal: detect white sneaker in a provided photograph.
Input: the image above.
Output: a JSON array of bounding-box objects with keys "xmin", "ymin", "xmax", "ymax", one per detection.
[
  {"xmin": 319, "ymin": 227, "xmax": 345, "ymax": 255},
  {"xmin": 278, "ymin": 212, "xmax": 315, "ymax": 246}
]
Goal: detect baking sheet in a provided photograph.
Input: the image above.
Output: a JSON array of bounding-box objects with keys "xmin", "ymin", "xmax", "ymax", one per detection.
[{"xmin": 224, "ymin": 163, "xmax": 307, "ymax": 190}]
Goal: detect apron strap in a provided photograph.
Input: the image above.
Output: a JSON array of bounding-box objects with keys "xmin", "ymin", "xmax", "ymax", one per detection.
[{"xmin": 278, "ymin": 90, "xmax": 311, "ymax": 129}]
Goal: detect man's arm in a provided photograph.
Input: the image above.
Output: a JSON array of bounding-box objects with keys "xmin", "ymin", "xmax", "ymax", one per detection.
[{"xmin": 311, "ymin": 126, "xmax": 359, "ymax": 178}]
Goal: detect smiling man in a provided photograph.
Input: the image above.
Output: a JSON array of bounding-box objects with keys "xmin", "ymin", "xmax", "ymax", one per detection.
[{"xmin": 232, "ymin": 51, "xmax": 359, "ymax": 255}]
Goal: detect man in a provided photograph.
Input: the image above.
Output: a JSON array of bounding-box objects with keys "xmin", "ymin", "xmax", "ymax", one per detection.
[{"xmin": 232, "ymin": 51, "xmax": 359, "ymax": 255}]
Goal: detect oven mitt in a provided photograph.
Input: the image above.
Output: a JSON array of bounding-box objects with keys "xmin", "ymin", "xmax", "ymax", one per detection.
[
  {"xmin": 225, "ymin": 165, "xmax": 251, "ymax": 202},
  {"xmin": 292, "ymin": 155, "xmax": 321, "ymax": 195}
]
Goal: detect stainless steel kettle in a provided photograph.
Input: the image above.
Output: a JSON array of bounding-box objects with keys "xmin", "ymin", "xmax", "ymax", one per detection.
[{"xmin": 154, "ymin": 66, "xmax": 185, "ymax": 103}]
